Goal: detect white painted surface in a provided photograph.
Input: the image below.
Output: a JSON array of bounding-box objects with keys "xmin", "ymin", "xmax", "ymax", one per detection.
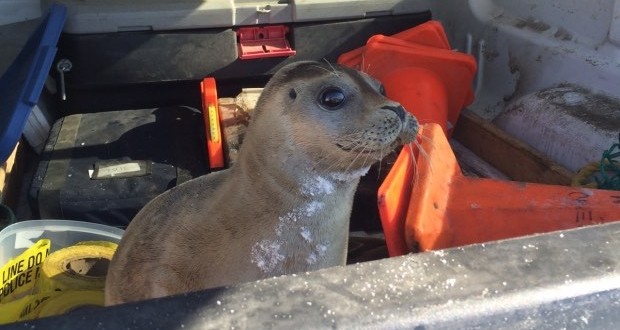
[
  {"xmin": 610, "ymin": 0, "xmax": 620, "ymax": 45},
  {"xmin": 430, "ymin": 0, "xmax": 620, "ymax": 172},
  {"xmin": 55, "ymin": 0, "xmax": 431, "ymax": 34},
  {"xmin": 431, "ymin": 0, "xmax": 620, "ymax": 119}
]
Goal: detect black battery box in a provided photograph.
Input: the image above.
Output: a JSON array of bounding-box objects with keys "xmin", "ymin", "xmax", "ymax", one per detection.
[{"xmin": 28, "ymin": 106, "xmax": 207, "ymax": 227}]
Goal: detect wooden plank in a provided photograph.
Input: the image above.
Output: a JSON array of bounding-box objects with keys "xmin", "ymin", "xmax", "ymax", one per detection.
[
  {"xmin": 449, "ymin": 139, "xmax": 510, "ymax": 180},
  {"xmin": 0, "ymin": 143, "xmax": 18, "ymax": 202},
  {"xmin": 452, "ymin": 109, "xmax": 574, "ymax": 185},
  {"xmin": 0, "ymin": 142, "xmax": 26, "ymax": 210}
]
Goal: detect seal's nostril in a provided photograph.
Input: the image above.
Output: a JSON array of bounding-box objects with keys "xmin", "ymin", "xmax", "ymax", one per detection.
[{"xmin": 381, "ymin": 105, "xmax": 406, "ymax": 122}]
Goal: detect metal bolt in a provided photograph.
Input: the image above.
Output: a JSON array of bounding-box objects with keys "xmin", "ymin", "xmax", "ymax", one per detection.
[{"xmin": 56, "ymin": 59, "xmax": 72, "ymax": 101}]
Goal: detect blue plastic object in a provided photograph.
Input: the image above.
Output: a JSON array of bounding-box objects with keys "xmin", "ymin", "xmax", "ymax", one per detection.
[{"xmin": 0, "ymin": 4, "xmax": 66, "ymax": 164}]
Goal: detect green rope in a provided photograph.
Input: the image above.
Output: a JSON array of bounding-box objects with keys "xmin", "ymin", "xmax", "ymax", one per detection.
[{"xmin": 595, "ymin": 133, "xmax": 620, "ymax": 190}]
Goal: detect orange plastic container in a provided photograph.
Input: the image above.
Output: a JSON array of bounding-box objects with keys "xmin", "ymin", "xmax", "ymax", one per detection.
[
  {"xmin": 376, "ymin": 141, "xmax": 419, "ymax": 256},
  {"xmin": 388, "ymin": 124, "xmax": 620, "ymax": 254},
  {"xmin": 338, "ymin": 20, "xmax": 450, "ymax": 71},
  {"xmin": 338, "ymin": 21, "xmax": 478, "ymax": 256},
  {"xmin": 370, "ymin": 24, "xmax": 618, "ymax": 256},
  {"xmin": 337, "ymin": 21, "xmax": 476, "ymax": 135},
  {"xmin": 200, "ymin": 77, "xmax": 225, "ymax": 169},
  {"xmin": 340, "ymin": 36, "xmax": 476, "ymax": 134}
]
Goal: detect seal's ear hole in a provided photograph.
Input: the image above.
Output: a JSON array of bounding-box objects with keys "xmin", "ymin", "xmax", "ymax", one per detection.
[
  {"xmin": 318, "ymin": 87, "xmax": 346, "ymax": 111},
  {"xmin": 289, "ymin": 88, "xmax": 297, "ymax": 100}
]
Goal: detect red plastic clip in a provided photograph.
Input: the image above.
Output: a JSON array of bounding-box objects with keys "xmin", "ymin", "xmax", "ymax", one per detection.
[{"xmin": 236, "ymin": 26, "xmax": 296, "ymax": 60}]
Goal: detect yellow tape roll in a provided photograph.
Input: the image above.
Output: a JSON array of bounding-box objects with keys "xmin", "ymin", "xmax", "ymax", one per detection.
[
  {"xmin": 38, "ymin": 241, "xmax": 117, "ymax": 292},
  {"xmin": 36, "ymin": 290, "xmax": 104, "ymax": 318}
]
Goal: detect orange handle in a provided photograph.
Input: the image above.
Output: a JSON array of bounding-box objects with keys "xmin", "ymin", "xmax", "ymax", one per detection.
[{"xmin": 200, "ymin": 77, "xmax": 225, "ymax": 169}]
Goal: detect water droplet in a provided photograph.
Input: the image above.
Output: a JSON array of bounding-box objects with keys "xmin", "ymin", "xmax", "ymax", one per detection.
[{"xmin": 562, "ymin": 92, "xmax": 585, "ymax": 106}]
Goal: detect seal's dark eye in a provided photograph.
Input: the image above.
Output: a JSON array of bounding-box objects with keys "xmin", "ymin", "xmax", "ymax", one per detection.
[
  {"xmin": 319, "ymin": 88, "xmax": 346, "ymax": 110},
  {"xmin": 379, "ymin": 84, "xmax": 386, "ymax": 96}
]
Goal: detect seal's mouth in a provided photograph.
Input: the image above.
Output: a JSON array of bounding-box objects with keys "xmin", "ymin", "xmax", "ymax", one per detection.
[{"xmin": 335, "ymin": 143, "xmax": 381, "ymax": 154}]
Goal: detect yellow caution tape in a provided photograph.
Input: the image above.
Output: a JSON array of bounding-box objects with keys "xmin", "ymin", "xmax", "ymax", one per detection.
[
  {"xmin": 36, "ymin": 290, "xmax": 104, "ymax": 318},
  {"xmin": 0, "ymin": 291, "xmax": 56, "ymax": 324},
  {"xmin": 0, "ymin": 290, "xmax": 103, "ymax": 324},
  {"xmin": 38, "ymin": 241, "xmax": 117, "ymax": 292},
  {"xmin": 0, "ymin": 239, "xmax": 50, "ymax": 304},
  {"xmin": 0, "ymin": 240, "xmax": 117, "ymax": 324}
]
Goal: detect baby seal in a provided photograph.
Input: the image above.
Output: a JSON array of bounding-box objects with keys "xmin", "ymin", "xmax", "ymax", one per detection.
[{"xmin": 105, "ymin": 61, "xmax": 419, "ymax": 305}]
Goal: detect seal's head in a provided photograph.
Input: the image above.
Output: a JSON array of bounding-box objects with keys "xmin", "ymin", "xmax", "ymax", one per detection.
[{"xmin": 248, "ymin": 61, "xmax": 419, "ymax": 176}]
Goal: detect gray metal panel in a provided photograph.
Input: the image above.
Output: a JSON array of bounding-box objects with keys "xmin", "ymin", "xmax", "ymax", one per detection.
[{"xmin": 9, "ymin": 222, "xmax": 620, "ymax": 329}]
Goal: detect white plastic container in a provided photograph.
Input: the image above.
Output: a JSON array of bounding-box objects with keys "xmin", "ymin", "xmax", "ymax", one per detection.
[{"xmin": 0, "ymin": 220, "xmax": 124, "ymax": 266}]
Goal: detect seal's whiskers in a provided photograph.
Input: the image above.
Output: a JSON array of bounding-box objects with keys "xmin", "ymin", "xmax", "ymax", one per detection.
[
  {"xmin": 360, "ymin": 54, "xmax": 372, "ymax": 75},
  {"xmin": 311, "ymin": 146, "xmax": 351, "ymax": 173},
  {"xmin": 376, "ymin": 146, "xmax": 385, "ymax": 182},
  {"xmin": 416, "ymin": 131, "xmax": 436, "ymax": 146},
  {"xmin": 343, "ymin": 144, "xmax": 370, "ymax": 175},
  {"xmin": 414, "ymin": 138, "xmax": 433, "ymax": 177},
  {"xmin": 407, "ymin": 143, "xmax": 420, "ymax": 190},
  {"xmin": 322, "ymin": 59, "xmax": 340, "ymax": 76},
  {"xmin": 336, "ymin": 142, "xmax": 369, "ymax": 172},
  {"xmin": 363, "ymin": 146, "xmax": 374, "ymax": 170},
  {"xmin": 311, "ymin": 64, "xmax": 337, "ymax": 75}
]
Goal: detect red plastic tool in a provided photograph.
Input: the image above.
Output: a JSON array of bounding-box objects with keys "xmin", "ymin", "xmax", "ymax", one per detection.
[{"xmin": 200, "ymin": 77, "xmax": 225, "ymax": 169}]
